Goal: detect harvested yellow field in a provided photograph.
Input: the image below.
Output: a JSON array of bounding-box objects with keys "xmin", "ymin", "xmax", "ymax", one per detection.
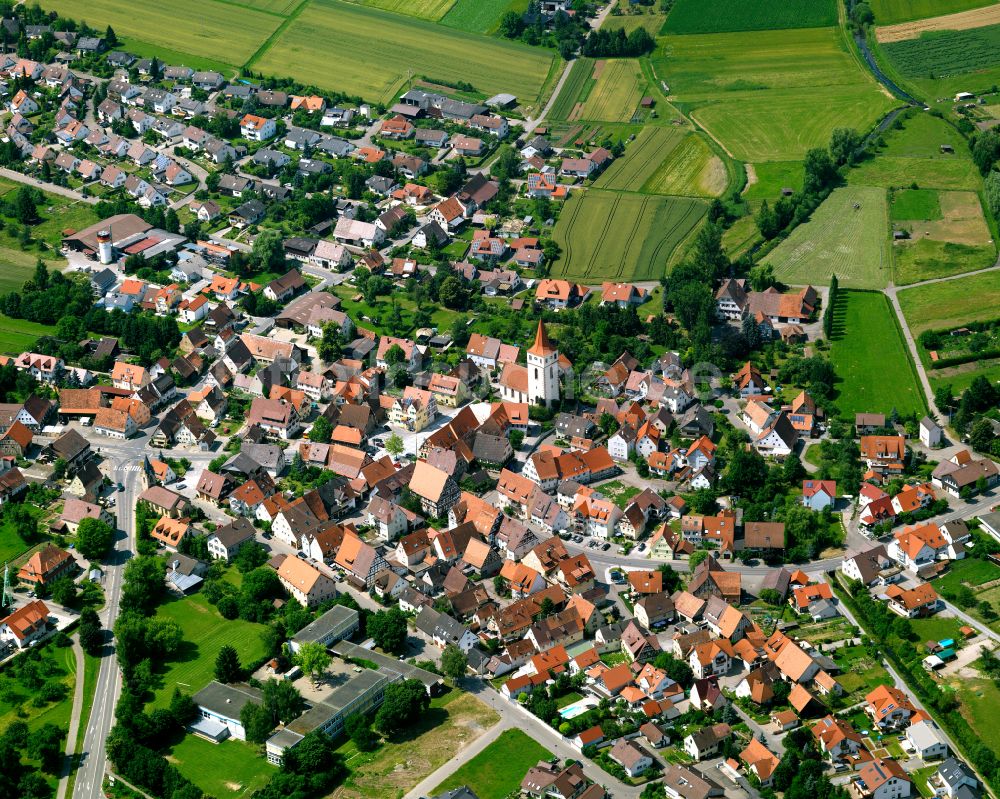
[
  {"xmin": 904, "ymin": 191, "xmax": 992, "ymax": 244},
  {"xmin": 876, "ymin": 2, "xmax": 1000, "ymax": 42}
]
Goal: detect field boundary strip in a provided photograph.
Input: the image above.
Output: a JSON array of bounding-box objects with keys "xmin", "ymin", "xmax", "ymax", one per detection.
[{"xmin": 245, "ymin": 0, "xmax": 321, "ymax": 68}]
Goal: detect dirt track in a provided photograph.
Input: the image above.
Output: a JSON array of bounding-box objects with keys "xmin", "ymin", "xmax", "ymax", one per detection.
[{"xmin": 876, "ymin": 2, "xmax": 1000, "ymax": 42}]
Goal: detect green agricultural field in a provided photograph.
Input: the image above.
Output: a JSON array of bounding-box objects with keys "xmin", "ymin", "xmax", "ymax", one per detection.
[
  {"xmin": 895, "ymin": 239, "xmax": 996, "ymax": 284},
  {"xmin": 722, "ymin": 214, "xmax": 762, "ymax": 258},
  {"xmin": 641, "ymin": 133, "xmax": 727, "ymax": 196},
  {"xmin": 170, "ymin": 735, "xmax": 273, "ymax": 797},
  {"xmin": 890, "ymin": 188, "xmax": 942, "ymax": 220},
  {"xmin": 949, "ymin": 676, "xmax": 1000, "ymax": 757},
  {"xmin": 653, "ymin": 27, "xmax": 893, "ymax": 161},
  {"xmin": 552, "ymin": 190, "xmax": 707, "ymax": 281},
  {"xmin": 892, "ymin": 189, "xmax": 995, "ymax": 284},
  {"xmin": 345, "ymin": 0, "xmax": 456, "ymax": 19},
  {"xmin": 930, "ymin": 360, "xmax": 1000, "ymax": 394},
  {"xmin": 663, "ymin": 0, "xmax": 836, "ymax": 34},
  {"xmin": 898, "ymin": 270, "xmax": 1000, "ymax": 334},
  {"xmin": 596, "ymin": 126, "xmax": 686, "ymax": 191},
  {"xmin": 882, "ymin": 24, "xmax": 1000, "ymax": 86},
  {"xmin": 433, "ymin": 729, "xmax": 553, "ymax": 799},
  {"xmin": 744, "ymin": 161, "xmax": 804, "ymax": 203},
  {"xmin": 39, "ymin": 0, "xmax": 282, "ymax": 66},
  {"xmin": 935, "ymin": 556, "xmax": 1000, "ymax": 593},
  {"xmin": 0, "ymin": 314, "xmax": 58, "ymax": 355},
  {"xmin": 847, "ymin": 111, "xmax": 981, "ymax": 190},
  {"xmin": 603, "ymin": 12, "xmax": 666, "ymax": 34},
  {"xmin": 252, "ymin": 0, "xmax": 556, "ymax": 107},
  {"xmin": 871, "ymin": 0, "xmax": 996, "ymax": 25},
  {"xmin": 234, "ymin": 0, "xmax": 300, "ymax": 12},
  {"xmin": 548, "ymin": 57, "xmax": 595, "ymax": 120},
  {"xmin": 578, "ymin": 59, "xmax": 646, "ymax": 122},
  {"xmin": 440, "ymin": 0, "xmax": 516, "ymax": 32},
  {"xmin": 151, "ymin": 593, "xmax": 269, "ymax": 707},
  {"xmin": 829, "ymin": 290, "xmax": 927, "ymax": 418},
  {"xmin": 849, "ymin": 156, "xmax": 981, "ymax": 191},
  {"xmin": 764, "ymin": 185, "xmax": 892, "ymax": 289}
]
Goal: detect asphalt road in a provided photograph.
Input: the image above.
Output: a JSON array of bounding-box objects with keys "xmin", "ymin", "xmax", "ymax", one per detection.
[
  {"xmin": 71, "ymin": 450, "xmax": 137, "ymax": 799},
  {"xmin": 70, "ymin": 430, "xmax": 219, "ymax": 799}
]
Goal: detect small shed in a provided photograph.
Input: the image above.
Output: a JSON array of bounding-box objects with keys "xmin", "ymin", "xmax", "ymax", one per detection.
[{"xmin": 940, "ymin": 144, "xmax": 954, "ymax": 154}]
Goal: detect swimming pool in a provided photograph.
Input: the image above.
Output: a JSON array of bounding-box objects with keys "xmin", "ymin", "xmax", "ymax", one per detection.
[{"xmin": 559, "ymin": 698, "xmax": 598, "ymax": 719}]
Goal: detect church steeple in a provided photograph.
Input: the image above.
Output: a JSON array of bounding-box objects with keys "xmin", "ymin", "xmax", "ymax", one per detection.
[{"xmin": 528, "ymin": 319, "xmax": 556, "ymax": 357}]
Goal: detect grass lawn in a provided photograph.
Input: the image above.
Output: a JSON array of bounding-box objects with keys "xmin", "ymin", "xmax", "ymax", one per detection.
[
  {"xmin": 431, "ymin": 728, "xmax": 553, "ymax": 799},
  {"xmin": 898, "ymin": 270, "xmax": 1000, "ymax": 335},
  {"xmin": 0, "ymin": 505, "xmax": 50, "ymax": 563},
  {"xmin": 947, "ymin": 675, "xmax": 1000, "ymax": 757},
  {"xmin": 334, "ymin": 690, "xmax": 499, "ymax": 799},
  {"xmin": 169, "ymin": 734, "xmax": 273, "ymax": 797},
  {"xmin": 930, "ymin": 360, "xmax": 1000, "ymax": 394},
  {"xmin": 0, "ymin": 314, "xmax": 58, "ymax": 355},
  {"xmin": 602, "ymin": 12, "xmax": 666, "ymax": 35},
  {"xmin": 0, "ymin": 246, "xmax": 50, "ymax": 294},
  {"xmin": 151, "ymin": 593, "xmax": 269, "ymax": 707},
  {"xmin": 911, "ymin": 764, "xmax": 940, "ymax": 797},
  {"xmin": 440, "ymin": 0, "xmax": 516, "ymax": 33},
  {"xmin": 891, "ymin": 188, "xmax": 941, "ymax": 221},
  {"xmin": 891, "ymin": 189, "xmax": 994, "ymax": 284},
  {"xmin": 848, "ymin": 112, "xmax": 981, "ymax": 191},
  {"xmin": 652, "ymin": 27, "xmax": 892, "ymax": 161},
  {"xmin": 934, "ymin": 557, "xmax": 1000, "ymax": 595},
  {"xmin": 556, "ymin": 691, "xmax": 584, "ymax": 709},
  {"xmin": 328, "ymin": 282, "xmax": 466, "ymax": 337},
  {"xmin": 764, "ymin": 185, "xmax": 891, "ymax": 289},
  {"xmin": 0, "ymin": 641, "xmax": 77, "ymax": 735},
  {"xmin": 38, "ymin": 0, "xmax": 282, "ymax": 66},
  {"xmin": 828, "ymin": 290, "xmax": 927, "ymax": 419},
  {"xmin": 744, "ymin": 160, "xmax": 804, "ymax": 204},
  {"xmin": 251, "ymin": 0, "xmax": 556, "ymax": 109},
  {"xmin": 722, "ymin": 214, "xmax": 762, "ymax": 259},
  {"xmin": 594, "ymin": 480, "xmax": 641, "ymax": 508},
  {"xmin": 794, "ymin": 617, "xmax": 852, "ymax": 645},
  {"xmin": 832, "ymin": 645, "xmax": 893, "ymax": 695},
  {"xmin": 909, "ymin": 616, "xmax": 964, "ymax": 647},
  {"xmin": 551, "ymin": 189, "xmax": 706, "ymax": 281},
  {"xmin": 894, "ymin": 239, "xmax": 996, "ymax": 286},
  {"xmin": 601, "ymin": 651, "xmax": 629, "ymax": 667}
]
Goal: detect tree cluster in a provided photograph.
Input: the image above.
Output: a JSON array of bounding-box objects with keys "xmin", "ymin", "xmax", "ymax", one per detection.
[
  {"xmin": 582, "ymin": 26, "xmax": 654, "ymax": 57},
  {"xmin": 367, "ymin": 607, "xmax": 408, "ymax": 655}
]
